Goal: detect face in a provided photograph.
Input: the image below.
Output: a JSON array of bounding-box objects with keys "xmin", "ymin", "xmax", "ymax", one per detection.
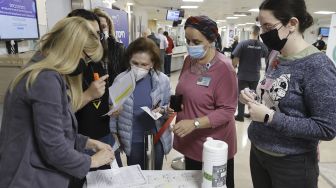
[
  {"xmin": 258, "ymin": 10, "xmax": 289, "ymax": 40},
  {"xmin": 99, "ymin": 17, "xmax": 109, "ymax": 33},
  {"xmin": 130, "ymin": 52, "xmax": 153, "ymax": 70},
  {"xmin": 185, "ymin": 27, "xmax": 211, "ymax": 47}
]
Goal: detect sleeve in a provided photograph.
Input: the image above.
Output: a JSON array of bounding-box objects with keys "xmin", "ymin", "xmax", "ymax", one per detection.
[
  {"xmin": 160, "ymin": 74, "xmax": 172, "ymax": 118},
  {"xmin": 232, "ymin": 42, "xmax": 242, "ymax": 58},
  {"xmin": 75, "ymin": 134, "xmax": 89, "ymax": 152},
  {"xmin": 262, "ymin": 43, "xmax": 269, "ymax": 57},
  {"xmin": 30, "ymin": 71, "xmax": 91, "ymax": 178},
  {"xmin": 269, "ymin": 56, "xmax": 336, "ymax": 141},
  {"xmin": 110, "ymin": 117, "xmax": 117, "ymax": 133},
  {"xmin": 207, "ymin": 61, "xmax": 238, "ymax": 128}
]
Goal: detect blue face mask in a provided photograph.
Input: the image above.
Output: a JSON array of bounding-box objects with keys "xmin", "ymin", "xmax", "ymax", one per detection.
[{"xmin": 187, "ymin": 45, "xmax": 207, "ymax": 59}]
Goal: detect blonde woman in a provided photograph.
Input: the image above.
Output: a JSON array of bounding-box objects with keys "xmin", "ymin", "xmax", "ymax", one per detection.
[{"xmin": 0, "ymin": 17, "xmax": 114, "ymax": 188}]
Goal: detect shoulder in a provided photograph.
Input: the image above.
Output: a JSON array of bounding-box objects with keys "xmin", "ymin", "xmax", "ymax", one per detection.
[{"xmin": 36, "ymin": 70, "xmax": 63, "ymax": 85}]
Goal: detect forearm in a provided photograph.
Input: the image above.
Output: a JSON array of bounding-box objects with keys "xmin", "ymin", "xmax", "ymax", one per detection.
[{"xmin": 195, "ymin": 116, "xmax": 211, "ymax": 129}]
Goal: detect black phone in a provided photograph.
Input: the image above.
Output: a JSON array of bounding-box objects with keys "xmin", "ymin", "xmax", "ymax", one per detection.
[{"xmin": 169, "ymin": 95, "xmax": 183, "ymax": 112}]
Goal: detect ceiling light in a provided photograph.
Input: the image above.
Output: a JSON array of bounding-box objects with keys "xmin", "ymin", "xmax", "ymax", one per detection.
[
  {"xmin": 234, "ymin": 14, "xmax": 247, "ymax": 17},
  {"xmin": 181, "ymin": 5, "xmax": 199, "ymax": 9},
  {"xmin": 314, "ymin": 11, "xmax": 336, "ymax": 15},
  {"xmin": 248, "ymin": 8, "xmax": 259, "ymax": 12},
  {"xmin": 216, "ymin": 20, "xmax": 227, "ymax": 22},
  {"xmin": 245, "ymin": 22, "xmax": 255, "ymax": 25},
  {"xmin": 226, "ymin": 17, "xmax": 238, "ymax": 19},
  {"xmin": 127, "ymin": 2, "xmax": 134, "ymax": 6},
  {"xmin": 182, "ymin": 0, "xmax": 204, "ymax": 2}
]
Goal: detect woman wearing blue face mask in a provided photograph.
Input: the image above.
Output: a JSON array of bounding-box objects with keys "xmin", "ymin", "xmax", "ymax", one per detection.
[
  {"xmin": 110, "ymin": 37, "xmax": 172, "ymax": 170},
  {"xmin": 170, "ymin": 15, "xmax": 238, "ymax": 188},
  {"xmin": 239, "ymin": 0, "xmax": 336, "ymax": 187}
]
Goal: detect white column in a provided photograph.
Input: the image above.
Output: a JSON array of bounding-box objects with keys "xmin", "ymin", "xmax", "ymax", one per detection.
[{"xmin": 326, "ymin": 14, "xmax": 336, "ymax": 64}]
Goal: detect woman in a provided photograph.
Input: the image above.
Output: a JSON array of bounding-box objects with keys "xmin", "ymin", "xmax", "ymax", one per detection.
[
  {"xmin": 0, "ymin": 17, "xmax": 114, "ymax": 188},
  {"xmin": 110, "ymin": 37, "xmax": 172, "ymax": 170},
  {"xmin": 163, "ymin": 31, "xmax": 174, "ymax": 77},
  {"xmin": 172, "ymin": 15, "xmax": 238, "ymax": 188},
  {"xmin": 93, "ymin": 8, "xmax": 126, "ymax": 82},
  {"xmin": 239, "ymin": 0, "xmax": 336, "ymax": 187}
]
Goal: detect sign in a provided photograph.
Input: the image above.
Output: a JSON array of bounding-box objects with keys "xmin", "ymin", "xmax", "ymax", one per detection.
[
  {"xmin": 102, "ymin": 8, "xmax": 129, "ymax": 46},
  {"xmin": 327, "ymin": 14, "xmax": 336, "ymax": 64}
]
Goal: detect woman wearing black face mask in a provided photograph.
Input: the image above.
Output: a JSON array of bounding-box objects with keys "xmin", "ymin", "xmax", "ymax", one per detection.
[{"xmin": 239, "ymin": 0, "xmax": 336, "ymax": 188}]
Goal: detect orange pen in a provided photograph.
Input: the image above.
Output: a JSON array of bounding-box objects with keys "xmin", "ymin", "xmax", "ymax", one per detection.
[{"xmin": 93, "ymin": 73, "xmax": 100, "ymax": 81}]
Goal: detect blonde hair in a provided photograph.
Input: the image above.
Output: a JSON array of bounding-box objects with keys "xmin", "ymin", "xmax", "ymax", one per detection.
[
  {"xmin": 9, "ymin": 17, "xmax": 103, "ymax": 111},
  {"xmin": 93, "ymin": 8, "xmax": 116, "ymax": 39}
]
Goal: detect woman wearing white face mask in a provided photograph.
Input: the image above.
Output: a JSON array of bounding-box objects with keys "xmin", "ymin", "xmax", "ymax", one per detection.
[
  {"xmin": 169, "ymin": 15, "xmax": 238, "ymax": 188},
  {"xmin": 110, "ymin": 37, "xmax": 172, "ymax": 170}
]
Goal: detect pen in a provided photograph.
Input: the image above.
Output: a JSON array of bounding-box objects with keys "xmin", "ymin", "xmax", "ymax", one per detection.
[{"xmin": 152, "ymin": 100, "xmax": 161, "ymax": 110}]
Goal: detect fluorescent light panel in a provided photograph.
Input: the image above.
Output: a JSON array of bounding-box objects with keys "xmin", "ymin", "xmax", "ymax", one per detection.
[
  {"xmin": 248, "ymin": 8, "xmax": 259, "ymax": 12},
  {"xmin": 181, "ymin": 5, "xmax": 199, "ymax": 9},
  {"xmin": 216, "ymin": 20, "xmax": 227, "ymax": 22},
  {"xmin": 314, "ymin": 11, "xmax": 336, "ymax": 15},
  {"xmin": 234, "ymin": 14, "xmax": 247, "ymax": 17},
  {"xmin": 183, "ymin": 0, "xmax": 204, "ymax": 2},
  {"xmin": 226, "ymin": 16, "xmax": 238, "ymax": 19}
]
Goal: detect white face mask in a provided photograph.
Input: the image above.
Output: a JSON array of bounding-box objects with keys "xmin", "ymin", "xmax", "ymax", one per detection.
[
  {"xmin": 103, "ymin": 31, "xmax": 109, "ymax": 40},
  {"xmin": 131, "ymin": 65, "xmax": 149, "ymax": 81}
]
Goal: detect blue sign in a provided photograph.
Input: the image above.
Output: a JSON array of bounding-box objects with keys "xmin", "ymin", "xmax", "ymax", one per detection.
[{"xmin": 102, "ymin": 8, "xmax": 129, "ymax": 46}]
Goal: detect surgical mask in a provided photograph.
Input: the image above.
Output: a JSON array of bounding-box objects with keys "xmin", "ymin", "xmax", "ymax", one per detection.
[
  {"xmin": 260, "ymin": 27, "xmax": 290, "ymax": 51},
  {"xmin": 131, "ymin": 65, "xmax": 149, "ymax": 81},
  {"xmin": 187, "ymin": 44, "xmax": 207, "ymax": 59},
  {"xmin": 69, "ymin": 58, "xmax": 86, "ymax": 77},
  {"xmin": 103, "ymin": 31, "xmax": 109, "ymax": 40}
]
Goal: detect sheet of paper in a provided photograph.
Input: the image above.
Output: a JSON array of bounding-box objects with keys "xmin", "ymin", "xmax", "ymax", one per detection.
[
  {"xmin": 141, "ymin": 106, "xmax": 162, "ymax": 120},
  {"xmin": 86, "ymin": 165, "xmax": 146, "ymax": 188},
  {"xmin": 106, "ymin": 71, "xmax": 136, "ymax": 116}
]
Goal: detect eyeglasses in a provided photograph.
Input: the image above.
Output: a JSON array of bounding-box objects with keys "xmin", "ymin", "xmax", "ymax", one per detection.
[{"xmin": 261, "ymin": 22, "xmax": 281, "ymax": 33}]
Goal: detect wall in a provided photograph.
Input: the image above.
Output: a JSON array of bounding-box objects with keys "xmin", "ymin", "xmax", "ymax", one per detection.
[{"xmin": 304, "ymin": 17, "xmax": 331, "ymax": 45}]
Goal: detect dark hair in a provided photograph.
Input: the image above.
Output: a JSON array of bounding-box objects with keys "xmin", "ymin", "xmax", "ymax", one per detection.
[
  {"xmin": 259, "ymin": 0, "xmax": 313, "ymax": 33},
  {"xmin": 163, "ymin": 31, "xmax": 168, "ymax": 36},
  {"xmin": 252, "ymin": 25, "xmax": 260, "ymax": 35},
  {"xmin": 67, "ymin": 9, "xmax": 100, "ymax": 23},
  {"xmin": 124, "ymin": 37, "xmax": 161, "ymax": 71}
]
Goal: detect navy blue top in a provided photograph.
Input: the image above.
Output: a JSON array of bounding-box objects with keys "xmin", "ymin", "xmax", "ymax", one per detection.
[{"xmin": 132, "ymin": 74, "xmax": 156, "ymax": 143}]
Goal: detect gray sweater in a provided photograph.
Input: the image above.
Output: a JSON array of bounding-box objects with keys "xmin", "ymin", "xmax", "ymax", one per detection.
[{"xmin": 249, "ymin": 52, "xmax": 336, "ymax": 155}]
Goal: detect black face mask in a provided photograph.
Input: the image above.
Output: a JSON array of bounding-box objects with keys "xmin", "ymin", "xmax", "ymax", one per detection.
[
  {"xmin": 260, "ymin": 28, "xmax": 289, "ymax": 51},
  {"xmin": 69, "ymin": 58, "xmax": 86, "ymax": 77}
]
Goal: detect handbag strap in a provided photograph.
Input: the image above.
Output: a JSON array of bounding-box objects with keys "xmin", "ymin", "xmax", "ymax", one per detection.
[{"xmin": 154, "ymin": 112, "xmax": 176, "ymax": 145}]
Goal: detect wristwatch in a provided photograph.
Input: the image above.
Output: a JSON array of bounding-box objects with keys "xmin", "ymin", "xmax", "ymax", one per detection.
[{"xmin": 194, "ymin": 118, "xmax": 200, "ymax": 129}]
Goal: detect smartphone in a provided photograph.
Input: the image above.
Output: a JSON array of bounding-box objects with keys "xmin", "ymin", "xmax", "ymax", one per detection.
[{"xmin": 169, "ymin": 95, "xmax": 183, "ymax": 112}]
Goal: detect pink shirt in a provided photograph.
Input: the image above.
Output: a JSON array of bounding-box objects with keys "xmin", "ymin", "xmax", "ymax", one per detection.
[{"xmin": 173, "ymin": 52, "xmax": 238, "ymax": 161}]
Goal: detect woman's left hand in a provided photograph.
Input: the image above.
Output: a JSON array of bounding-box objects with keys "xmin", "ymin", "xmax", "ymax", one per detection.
[
  {"xmin": 247, "ymin": 102, "xmax": 272, "ymax": 123},
  {"xmin": 172, "ymin": 119, "xmax": 195, "ymax": 137},
  {"xmin": 86, "ymin": 139, "xmax": 112, "ymax": 152}
]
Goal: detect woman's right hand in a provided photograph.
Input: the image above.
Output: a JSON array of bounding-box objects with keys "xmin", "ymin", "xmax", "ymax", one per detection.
[
  {"xmin": 85, "ymin": 74, "xmax": 109, "ymax": 100},
  {"xmin": 239, "ymin": 88, "xmax": 257, "ymax": 105},
  {"xmin": 90, "ymin": 149, "xmax": 115, "ymax": 168}
]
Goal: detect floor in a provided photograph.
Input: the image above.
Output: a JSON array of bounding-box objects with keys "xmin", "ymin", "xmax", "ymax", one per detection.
[{"xmin": 0, "ymin": 71, "xmax": 335, "ymax": 188}]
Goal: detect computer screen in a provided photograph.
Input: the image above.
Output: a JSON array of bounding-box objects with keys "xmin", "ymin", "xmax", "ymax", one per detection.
[
  {"xmin": 0, "ymin": 0, "xmax": 40, "ymax": 40},
  {"xmin": 319, "ymin": 27, "xmax": 330, "ymax": 37},
  {"xmin": 166, "ymin": 10, "xmax": 180, "ymax": 21}
]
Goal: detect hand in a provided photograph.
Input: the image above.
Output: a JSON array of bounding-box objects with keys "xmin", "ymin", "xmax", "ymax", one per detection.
[
  {"xmin": 247, "ymin": 102, "xmax": 272, "ymax": 122},
  {"xmin": 166, "ymin": 106, "xmax": 175, "ymax": 116},
  {"xmin": 172, "ymin": 119, "xmax": 195, "ymax": 137},
  {"xmin": 85, "ymin": 74, "xmax": 109, "ymax": 101},
  {"xmin": 90, "ymin": 149, "xmax": 114, "ymax": 168},
  {"xmin": 152, "ymin": 107, "xmax": 164, "ymax": 114},
  {"xmin": 109, "ymin": 106, "xmax": 123, "ymax": 117},
  {"xmin": 239, "ymin": 88, "xmax": 256, "ymax": 105},
  {"xmin": 86, "ymin": 139, "xmax": 112, "ymax": 152}
]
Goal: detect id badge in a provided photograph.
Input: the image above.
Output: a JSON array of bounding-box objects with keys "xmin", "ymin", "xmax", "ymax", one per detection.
[{"xmin": 197, "ymin": 76, "xmax": 211, "ymax": 87}]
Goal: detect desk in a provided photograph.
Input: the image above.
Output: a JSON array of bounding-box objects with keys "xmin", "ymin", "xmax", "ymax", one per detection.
[
  {"xmin": 84, "ymin": 169, "xmax": 202, "ymax": 188},
  {"xmin": 0, "ymin": 52, "xmax": 34, "ymax": 103}
]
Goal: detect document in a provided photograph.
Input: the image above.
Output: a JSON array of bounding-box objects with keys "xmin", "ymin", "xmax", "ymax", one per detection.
[
  {"xmin": 86, "ymin": 165, "xmax": 146, "ymax": 188},
  {"xmin": 141, "ymin": 106, "xmax": 162, "ymax": 120},
  {"xmin": 106, "ymin": 71, "xmax": 136, "ymax": 116}
]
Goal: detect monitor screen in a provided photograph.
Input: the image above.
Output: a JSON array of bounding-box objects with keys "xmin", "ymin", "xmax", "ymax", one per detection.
[
  {"xmin": 319, "ymin": 27, "xmax": 330, "ymax": 37},
  {"xmin": 0, "ymin": 0, "xmax": 40, "ymax": 40},
  {"xmin": 166, "ymin": 10, "xmax": 180, "ymax": 21}
]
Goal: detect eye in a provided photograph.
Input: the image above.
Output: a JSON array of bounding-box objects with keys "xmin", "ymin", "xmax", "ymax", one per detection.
[{"xmin": 280, "ymin": 82, "xmax": 287, "ymax": 89}]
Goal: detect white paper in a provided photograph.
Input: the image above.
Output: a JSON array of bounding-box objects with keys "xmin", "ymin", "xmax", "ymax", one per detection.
[
  {"xmin": 106, "ymin": 71, "xmax": 136, "ymax": 116},
  {"xmin": 141, "ymin": 106, "xmax": 162, "ymax": 120},
  {"xmin": 86, "ymin": 165, "xmax": 146, "ymax": 188}
]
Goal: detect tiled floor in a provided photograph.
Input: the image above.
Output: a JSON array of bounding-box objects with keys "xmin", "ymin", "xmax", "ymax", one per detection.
[{"xmin": 0, "ymin": 71, "xmax": 335, "ymax": 188}]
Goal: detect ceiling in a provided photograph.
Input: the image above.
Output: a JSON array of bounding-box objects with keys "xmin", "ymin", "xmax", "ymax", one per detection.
[{"xmin": 133, "ymin": 0, "xmax": 336, "ymax": 26}]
